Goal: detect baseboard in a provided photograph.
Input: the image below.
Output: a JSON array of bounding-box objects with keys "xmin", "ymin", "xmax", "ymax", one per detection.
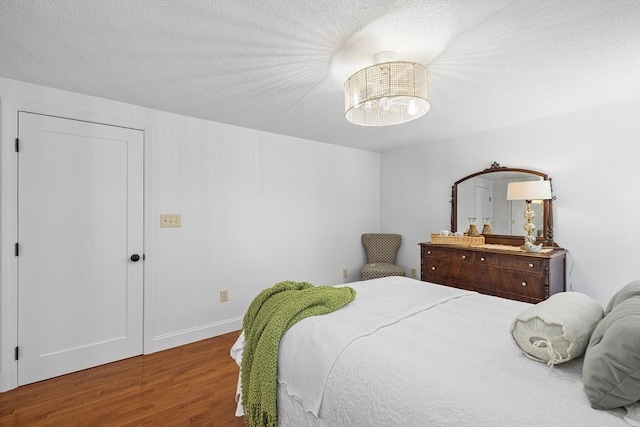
[{"xmin": 147, "ymin": 317, "xmax": 243, "ymax": 354}]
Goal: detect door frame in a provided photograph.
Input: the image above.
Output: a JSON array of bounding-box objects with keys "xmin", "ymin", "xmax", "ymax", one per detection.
[{"xmin": 0, "ymin": 98, "xmax": 153, "ymax": 392}]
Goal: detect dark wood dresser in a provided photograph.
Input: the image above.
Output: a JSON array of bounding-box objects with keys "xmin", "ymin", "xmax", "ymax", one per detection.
[{"xmin": 419, "ymin": 243, "xmax": 567, "ymax": 304}]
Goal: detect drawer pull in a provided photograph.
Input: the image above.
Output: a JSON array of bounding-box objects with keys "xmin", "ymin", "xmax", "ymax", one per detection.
[
  {"xmin": 427, "ymin": 250, "xmax": 432, "ymax": 255},
  {"xmin": 461, "ymin": 255, "xmax": 467, "ymax": 260},
  {"xmin": 521, "ymin": 281, "xmax": 527, "ymax": 287},
  {"xmin": 528, "ymin": 263, "xmax": 534, "ymax": 268},
  {"xmin": 431, "ymin": 266, "xmax": 436, "ymax": 271},
  {"xmin": 480, "ymin": 257, "xmax": 486, "ymax": 262}
]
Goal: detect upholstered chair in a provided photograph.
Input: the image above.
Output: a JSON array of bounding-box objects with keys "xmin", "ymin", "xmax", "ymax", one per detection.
[{"xmin": 361, "ymin": 233, "xmax": 405, "ymax": 280}]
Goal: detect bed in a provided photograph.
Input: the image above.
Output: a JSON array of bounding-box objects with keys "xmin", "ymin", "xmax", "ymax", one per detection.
[{"xmin": 231, "ymin": 276, "xmax": 639, "ymax": 426}]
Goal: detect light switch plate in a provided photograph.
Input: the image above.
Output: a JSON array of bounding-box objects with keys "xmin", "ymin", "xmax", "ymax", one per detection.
[{"xmin": 160, "ymin": 213, "xmax": 181, "ymax": 228}]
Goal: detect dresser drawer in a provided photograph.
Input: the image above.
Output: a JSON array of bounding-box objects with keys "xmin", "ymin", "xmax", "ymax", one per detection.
[
  {"xmin": 494, "ymin": 271, "xmax": 545, "ymax": 301},
  {"xmin": 422, "ymin": 259, "xmax": 455, "ymax": 282},
  {"xmin": 497, "ymin": 255, "xmax": 545, "ymax": 273},
  {"xmin": 423, "ymin": 247, "xmax": 475, "ymax": 263},
  {"xmin": 475, "ymin": 252, "xmax": 498, "ymax": 267}
]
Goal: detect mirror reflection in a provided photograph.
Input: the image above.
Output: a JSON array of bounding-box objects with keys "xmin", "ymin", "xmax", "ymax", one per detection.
[
  {"xmin": 456, "ymin": 172, "xmax": 545, "ymax": 237},
  {"xmin": 451, "ymin": 162, "xmax": 554, "ymax": 246}
]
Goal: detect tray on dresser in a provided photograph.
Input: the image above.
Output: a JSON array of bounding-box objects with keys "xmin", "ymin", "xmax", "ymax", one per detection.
[{"xmin": 430, "ymin": 234, "xmax": 485, "ymax": 246}]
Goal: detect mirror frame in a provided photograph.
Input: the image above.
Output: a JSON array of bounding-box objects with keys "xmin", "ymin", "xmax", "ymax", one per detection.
[{"xmin": 451, "ymin": 162, "xmax": 555, "ymax": 247}]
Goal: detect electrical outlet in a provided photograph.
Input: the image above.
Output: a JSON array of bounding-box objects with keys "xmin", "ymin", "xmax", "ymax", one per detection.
[
  {"xmin": 411, "ymin": 267, "xmax": 417, "ymax": 278},
  {"xmin": 160, "ymin": 213, "xmax": 182, "ymax": 228},
  {"xmin": 342, "ymin": 268, "xmax": 348, "ymax": 279},
  {"xmin": 220, "ymin": 290, "xmax": 228, "ymax": 302}
]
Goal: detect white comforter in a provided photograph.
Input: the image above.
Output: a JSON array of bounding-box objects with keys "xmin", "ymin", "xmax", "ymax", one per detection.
[
  {"xmin": 233, "ymin": 277, "xmax": 634, "ymax": 426},
  {"xmin": 231, "ymin": 277, "xmax": 471, "ymax": 415}
]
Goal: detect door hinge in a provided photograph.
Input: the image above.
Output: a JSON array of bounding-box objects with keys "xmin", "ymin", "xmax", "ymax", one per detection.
[
  {"xmin": 15, "ymin": 138, "xmax": 19, "ymax": 153},
  {"xmin": 14, "ymin": 346, "xmax": 19, "ymax": 361},
  {"xmin": 15, "ymin": 242, "xmax": 19, "ymax": 257}
]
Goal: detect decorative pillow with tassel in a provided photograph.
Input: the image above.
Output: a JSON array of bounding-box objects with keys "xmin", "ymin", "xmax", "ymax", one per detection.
[{"xmin": 511, "ymin": 292, "xmax": 603, "ymax": 366}]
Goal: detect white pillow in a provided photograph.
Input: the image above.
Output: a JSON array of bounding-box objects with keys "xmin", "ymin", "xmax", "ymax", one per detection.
[{"xmin": 511, "ymin": 292, "xmax": 603, "ymax": 366}]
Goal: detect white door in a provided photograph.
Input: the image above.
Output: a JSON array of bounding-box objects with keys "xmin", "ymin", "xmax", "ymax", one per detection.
[
  {"xmin": 17, "ymin": 112, "xmax": 144, "ymax": 386},
  {"xmin": 474, "ymin": 185, "xmax": 492, "ymax": 220}
]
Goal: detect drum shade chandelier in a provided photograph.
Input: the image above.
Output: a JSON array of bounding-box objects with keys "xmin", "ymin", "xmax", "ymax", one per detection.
[{"xmin": 344, "ymin": 51, "xmax": 430, "ymax": 126}]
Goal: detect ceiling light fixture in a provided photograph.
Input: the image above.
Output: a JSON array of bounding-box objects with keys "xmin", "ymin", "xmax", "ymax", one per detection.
[{"xmin": 344, "ymin": 51, "xmax": 430, "ymax": 126}]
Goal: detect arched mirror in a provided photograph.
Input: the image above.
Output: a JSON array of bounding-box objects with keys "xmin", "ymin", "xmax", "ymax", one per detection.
[{"xmin": 451, "ymin": 162, "xmax": 555, "ymax": 246}]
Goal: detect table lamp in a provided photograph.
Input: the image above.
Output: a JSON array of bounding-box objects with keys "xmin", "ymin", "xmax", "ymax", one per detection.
[{"xmin": 506, "ymin": 180, "xmax": 552, "ymax": 245}]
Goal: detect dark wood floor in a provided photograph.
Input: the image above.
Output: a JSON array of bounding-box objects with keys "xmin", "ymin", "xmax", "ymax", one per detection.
[{"xmin": 0, "ymin": 331, "xmax": 245, "ymax": 426}]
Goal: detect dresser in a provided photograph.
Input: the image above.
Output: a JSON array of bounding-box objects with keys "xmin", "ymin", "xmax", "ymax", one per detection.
[{"xmin": 419, "ymin": 243, "xmax": 567, "ymax": 303}]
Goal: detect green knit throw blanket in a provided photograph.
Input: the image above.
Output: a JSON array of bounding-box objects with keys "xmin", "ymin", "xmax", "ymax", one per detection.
[{"xmin": 241, "ymin": 281, "xmax": 356, "ymax": 427}]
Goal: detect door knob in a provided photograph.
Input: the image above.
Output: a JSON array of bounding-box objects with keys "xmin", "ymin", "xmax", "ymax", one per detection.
[{"xmin": 130, "ymin": 254, "xmax": 140, "ymax": 262}]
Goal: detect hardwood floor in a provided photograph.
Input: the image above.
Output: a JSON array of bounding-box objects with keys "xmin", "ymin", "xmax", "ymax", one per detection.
[{"xmin": 0, "ymin": 331, "xmax": 245, "ymax": 426}]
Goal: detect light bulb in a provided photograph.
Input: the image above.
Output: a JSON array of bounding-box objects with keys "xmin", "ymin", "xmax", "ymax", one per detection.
[
  {"xmin": 379, "ymin": 97, "xmax": 392, "ymax": 111},
  {"xmin": 407, "ymin": 100, "xmax": 418, "ymax": 116}
]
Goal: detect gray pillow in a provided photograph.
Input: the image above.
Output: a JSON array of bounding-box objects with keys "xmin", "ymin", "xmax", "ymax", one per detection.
[
  {"xmin": 605, "ymin": 280, "xmax": 640, "ymax": 315},
  {"xmin": 583, "ymin": 281, "xmax": 640, "ymax": 410}
]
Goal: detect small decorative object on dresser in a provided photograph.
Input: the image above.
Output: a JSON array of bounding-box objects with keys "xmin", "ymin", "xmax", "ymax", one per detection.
[
  {"xmin": 481, "ymin": 217, "xmax": 492, "ymax": 234},
  {"xmin": 420, "ymin": 243, "xmax": 567, "ymax": 303},
  {"xmin": 466, "ymin": 217, "xmax": 481, "ymax": 236}
]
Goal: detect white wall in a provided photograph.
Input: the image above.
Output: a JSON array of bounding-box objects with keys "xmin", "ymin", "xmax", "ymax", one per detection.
[
  {"xmin": 148, "ymin": 113, "xmax": 379, "ymax": 344},
  {"xmin": 0, "ymin": 78, "xmax": 379, "ymax": 390},
  {"xmin": 381, "ymin": 99, "xmax": 640, "ymax": 306}
]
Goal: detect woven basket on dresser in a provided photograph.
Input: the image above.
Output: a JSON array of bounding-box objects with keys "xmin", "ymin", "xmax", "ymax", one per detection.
[{"xmin": 430, "ymin": 234, "xmax": 485, "ymax": 246}]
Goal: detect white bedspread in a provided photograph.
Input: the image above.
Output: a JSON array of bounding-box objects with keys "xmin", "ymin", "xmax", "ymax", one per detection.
[
  {"xmin": 231, "ymin": 276, "xmax": 472, "ymax": 416},
  {"xmin": 276, "ymin": 278, "xmax": 632, "ymax": 427},
  {"xmin": 277, "ymin": 276, "xmax": 473, "ymax": 415}
]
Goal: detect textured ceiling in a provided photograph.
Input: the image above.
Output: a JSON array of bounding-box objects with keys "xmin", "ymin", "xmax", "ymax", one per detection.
[{"xmin": 1, "ymin": 0, "xmax": 639, "ymax": 152}]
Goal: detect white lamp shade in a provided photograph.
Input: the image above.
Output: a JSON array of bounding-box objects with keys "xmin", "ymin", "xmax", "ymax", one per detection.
[{"xmin": 506, "ymin": 180, "xmax": 552, "ymax": 201}]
